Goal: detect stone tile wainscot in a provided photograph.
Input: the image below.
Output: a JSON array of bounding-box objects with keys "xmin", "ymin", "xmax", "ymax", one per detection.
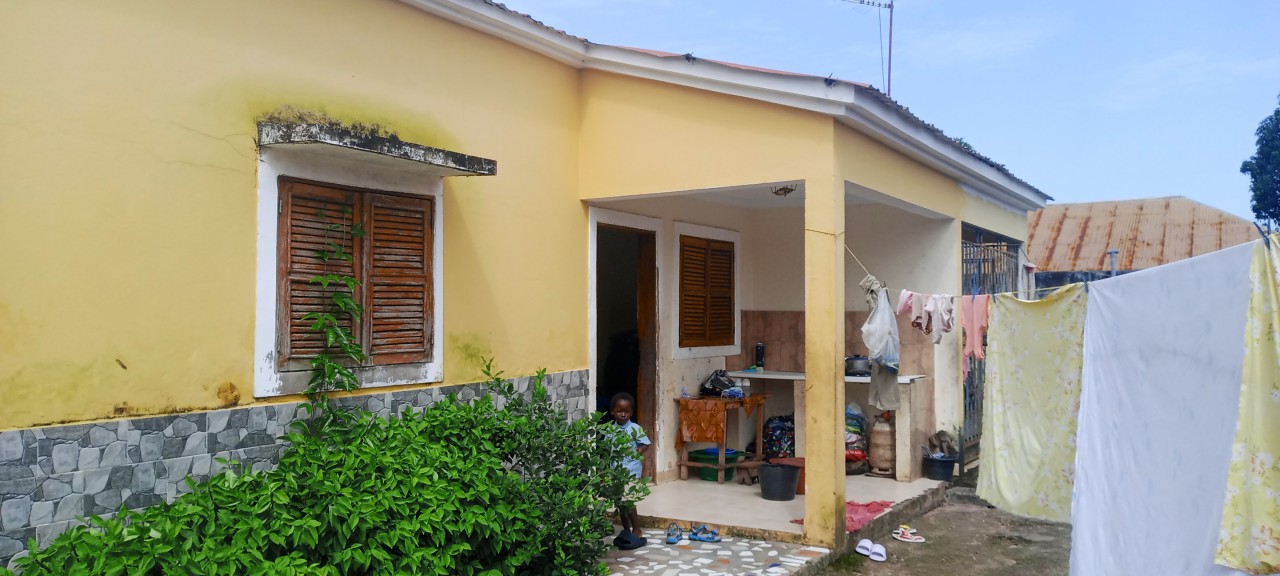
[{"xmin": 0, "ymin": 369, "xmax": 590, "ymax": 568}]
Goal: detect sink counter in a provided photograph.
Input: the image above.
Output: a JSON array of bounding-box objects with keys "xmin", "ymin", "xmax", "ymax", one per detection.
[{"xmin": 726, "ymin": 370, "xmax": 926, "ymax": 385}]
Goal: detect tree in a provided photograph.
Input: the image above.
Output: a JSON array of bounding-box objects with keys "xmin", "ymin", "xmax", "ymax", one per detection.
[{"xmin": 1244, "ymin": 94, "xmax": 1280, "ymax": 225}]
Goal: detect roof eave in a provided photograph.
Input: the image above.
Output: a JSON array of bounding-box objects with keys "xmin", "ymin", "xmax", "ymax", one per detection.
[
  {"xmin": 843, "ymin": 90, "xmax": 1050, "ymax": 213},
  {"xmin": 399, "ymin": 0, "xmax": 587, "ymax": 66},
  {"xmin": 400, "ymin": 0, "xmax": 1050, "ymax": 213}
]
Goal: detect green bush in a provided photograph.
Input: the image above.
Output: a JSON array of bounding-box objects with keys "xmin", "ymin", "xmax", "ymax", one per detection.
[{"xmin": 5, "ymin": 363, "xmax": 646, "ymax": 576}]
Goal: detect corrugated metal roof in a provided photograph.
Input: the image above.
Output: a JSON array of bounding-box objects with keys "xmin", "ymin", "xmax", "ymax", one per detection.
[{"xmin": 1026, "ymin": 197, "xmax": 1256, "ymax": 272}]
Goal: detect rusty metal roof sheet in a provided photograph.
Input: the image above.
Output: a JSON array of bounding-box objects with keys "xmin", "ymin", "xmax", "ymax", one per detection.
[{"xmin": 1026, "ymin": 197, "xmax": 1256, "ymax": 272}]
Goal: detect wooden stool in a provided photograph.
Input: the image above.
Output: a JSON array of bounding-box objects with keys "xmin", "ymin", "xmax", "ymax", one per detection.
[{"xmin": 736, "ymin": 459, "xmax": 764, "ymax": 486}]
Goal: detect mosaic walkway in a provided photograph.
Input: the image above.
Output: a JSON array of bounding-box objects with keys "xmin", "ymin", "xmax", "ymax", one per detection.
[{"xmin": 602, "ymin": 530, "xmax": 830, "ymax": 575}]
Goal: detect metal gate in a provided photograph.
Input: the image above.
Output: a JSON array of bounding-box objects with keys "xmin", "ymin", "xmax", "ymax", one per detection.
[{"xmin": 960, "ymin": 238, "xmax": 1021, "ymax": 469}]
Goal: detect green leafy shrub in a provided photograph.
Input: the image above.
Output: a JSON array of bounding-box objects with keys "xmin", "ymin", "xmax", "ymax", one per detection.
[{"xmin": 5, "ymin": 362, "xmax": 646, "ymax": 575}]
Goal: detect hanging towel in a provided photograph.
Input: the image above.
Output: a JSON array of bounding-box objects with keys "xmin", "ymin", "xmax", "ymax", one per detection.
[
  {"xmin": 976, "ymin": 284, "xmax": 1086, "ymax": 523},
  {"xmin": 676, "ymin": 399, "xmax": 728, "ymax": 446},
  {"xmin": 1216, "ymin": 242, "xmax": 1280, "ymax": 574},
  {"xmin": 1070, "ymin": 242, "xmax": 1253, "ymax": 576}
]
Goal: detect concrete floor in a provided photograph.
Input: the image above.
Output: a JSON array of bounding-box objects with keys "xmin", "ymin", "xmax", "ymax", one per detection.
[
  {"xmin": 638, "ymin": 475, "xmax": 943, "ymax": 535},
  {"xmin": 818, "ymin": 491, "xmax": 1071, "ymax": 576}
]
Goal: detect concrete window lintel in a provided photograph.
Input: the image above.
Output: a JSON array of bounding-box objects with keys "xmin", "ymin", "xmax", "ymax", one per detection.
[{"xmin": 257, "ymin": 122, "xmax": 497, "ymax": 178}]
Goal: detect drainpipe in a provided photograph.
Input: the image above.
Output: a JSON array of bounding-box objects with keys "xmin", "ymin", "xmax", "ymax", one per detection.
[{"xmin": 1107, "ymin": 249, "xmax": 1119, "ymax": 277}]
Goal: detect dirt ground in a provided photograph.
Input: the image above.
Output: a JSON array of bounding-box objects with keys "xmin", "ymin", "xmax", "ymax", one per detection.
[{"xmin": 819, "ymin": 488, "xmax": 1071, "ymax": 576}]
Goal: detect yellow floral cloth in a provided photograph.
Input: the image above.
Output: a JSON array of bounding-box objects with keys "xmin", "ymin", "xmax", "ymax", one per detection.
[
  {"xmin": 1216, "ymin": 242, "xmax": 1280, "ymax": 574},
  {"xmin": 976, "ymin": 284, "xmax": 1086, "ymax": 523}
]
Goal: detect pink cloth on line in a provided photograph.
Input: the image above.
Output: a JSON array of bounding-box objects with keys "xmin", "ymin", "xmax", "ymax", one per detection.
[
  {"xmin": 789, "ymin": 500, "xmax": 894, "ymax": 532},
  {"xmin": 962, "ymin": 295, "xmax": 990, "ymax": 361},
  {"xmin": 961, "ymin": 294, "xmax": 991, "ymax": 378},
  {"xmin": 896, "ymin": 289, "xmax": 914, "ymax": 315}
]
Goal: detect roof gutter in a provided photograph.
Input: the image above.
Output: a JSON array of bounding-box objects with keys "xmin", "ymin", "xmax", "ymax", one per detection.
[{"xmin": 400, "ymin": 0, "xmax": 1050, "ymax": 212}]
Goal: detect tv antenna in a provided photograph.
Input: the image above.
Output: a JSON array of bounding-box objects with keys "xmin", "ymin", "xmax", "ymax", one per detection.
[{"xmin": 841, "ymin": 0, "xmax": 895, "ymax": 97}]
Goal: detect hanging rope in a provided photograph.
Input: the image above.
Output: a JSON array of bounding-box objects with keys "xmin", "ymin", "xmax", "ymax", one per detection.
[{"xmin": 844, "ymin": 243, "xmax": 871, "ymax": 277}]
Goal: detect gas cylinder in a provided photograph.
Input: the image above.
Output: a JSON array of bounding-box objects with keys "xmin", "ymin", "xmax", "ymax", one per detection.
[{"xmin": 868, "ymin": 419, "xmax": 895, "ymax": 474}]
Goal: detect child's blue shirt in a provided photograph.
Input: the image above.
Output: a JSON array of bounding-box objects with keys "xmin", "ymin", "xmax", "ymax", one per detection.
[{"xmin": 614, "ymin": 419, "xmax": 650, "ymax": 478}]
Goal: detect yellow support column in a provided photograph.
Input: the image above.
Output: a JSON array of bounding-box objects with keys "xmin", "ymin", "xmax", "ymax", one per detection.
[{"xmin": 802, "ymin": 175, "xmax": 847, "ymax": 549}]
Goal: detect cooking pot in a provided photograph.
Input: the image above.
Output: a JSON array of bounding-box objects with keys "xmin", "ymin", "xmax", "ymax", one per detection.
[{"xmin": 845, "ymin": 356, "xmax": 871, "ymax": 375}]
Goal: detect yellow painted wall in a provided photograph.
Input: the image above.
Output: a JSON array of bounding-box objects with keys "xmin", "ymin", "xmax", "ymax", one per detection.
[
  {"xmin": 0, "ymin": 1, "xmax": 1031, "ymax": 434},
  {"xmin": 0, "ymin": 0, "xmax": 586, "ymax": 429},
  {"xmin": 962, "ymin": 194, "xmax": 1031, "ymax": 241},
  {"xmin": 835, "ymin": 124, "xmax": 964, "ymax": 218},
  {"xmin": 578, "ymin": 71, "xmax": 833, "ymax": 198}
]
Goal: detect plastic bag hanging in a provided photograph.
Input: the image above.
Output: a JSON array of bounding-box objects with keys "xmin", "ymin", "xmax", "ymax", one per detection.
[{"xmin": 861, "ymin": 287, "xmax": 900, "ymax": 373}]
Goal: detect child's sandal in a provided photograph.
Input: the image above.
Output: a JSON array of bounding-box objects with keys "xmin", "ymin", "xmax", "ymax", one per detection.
[
  {"xmin": 665, "ymin": 522, "xmax": 684, "ymax": 544},
  {"xmin": 689, "ymin": 524, "xmax": 722, "ymax": 543}
]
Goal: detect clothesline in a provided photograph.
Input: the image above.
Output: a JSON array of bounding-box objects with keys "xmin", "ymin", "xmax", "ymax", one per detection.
[{"xmin": 844, "ymin": 241, "xmax": 1076, "ymax": 302}]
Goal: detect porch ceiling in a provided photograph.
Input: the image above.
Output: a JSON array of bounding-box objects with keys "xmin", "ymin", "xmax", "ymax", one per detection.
[{"xmin": 591, "ymin": 181, "xmax": 948, "ymax": 218}]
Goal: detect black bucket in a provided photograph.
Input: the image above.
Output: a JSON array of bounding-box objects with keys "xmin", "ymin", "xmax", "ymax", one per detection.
[
  {"xmin": 759, "ymin": 464, "xmax": 801, "ymax": 501},
  {"xmin": 923, "ymin": 455, "xmax": 957, "ymax": 481}
]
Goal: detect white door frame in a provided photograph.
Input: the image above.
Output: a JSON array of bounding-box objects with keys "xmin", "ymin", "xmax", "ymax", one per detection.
[{"xmin": 587, "ymin": 206, "xmax": 664, "ymax": 425}]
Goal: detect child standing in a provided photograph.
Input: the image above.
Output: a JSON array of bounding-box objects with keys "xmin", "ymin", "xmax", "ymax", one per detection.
[{"xmin": 609, "ymin": 393, "xmax": 650, "ymax": 549}]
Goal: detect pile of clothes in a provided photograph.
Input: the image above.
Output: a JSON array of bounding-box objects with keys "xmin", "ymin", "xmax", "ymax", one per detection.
[{"xmin": 845, "ymin": 402, "xmax": 868, "ymax": 464}]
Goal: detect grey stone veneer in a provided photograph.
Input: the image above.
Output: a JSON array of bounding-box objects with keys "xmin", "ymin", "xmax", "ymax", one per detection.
[{"xmin": 0, "ymin": 369, "xmax": 590, "ymax": 569}]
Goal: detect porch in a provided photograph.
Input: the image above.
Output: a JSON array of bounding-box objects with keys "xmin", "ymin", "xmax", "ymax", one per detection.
[
  {"xmin": 637, "ymin": 475, "xmax": 945, "ymax": 542},
  {"xmin": 589, "ymin": 176, "xmax": 966, "ymax": 547}
]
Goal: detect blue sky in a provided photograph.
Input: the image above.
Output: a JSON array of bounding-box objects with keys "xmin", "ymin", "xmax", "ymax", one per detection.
[{"xmin": 500, "ymin": 0, "xmax": 1280, "ymax": 219}]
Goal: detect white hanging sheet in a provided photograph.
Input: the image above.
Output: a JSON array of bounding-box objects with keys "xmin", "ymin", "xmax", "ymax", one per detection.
[{"xmin": 1070, "ymin": 241, "xmax": 1258, "ymax": 576}]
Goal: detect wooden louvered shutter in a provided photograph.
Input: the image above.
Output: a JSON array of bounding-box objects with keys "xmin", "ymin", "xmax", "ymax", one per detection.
[
  {"xmin": 364, "ymin": 194, "xmax": 433, "ymax": 365},
  {"xmin": 679, "ymin": 235, "xmax": 735, "ymax": 348},
  {"xmin": 705, "ymin": 239, "xmax": 735, "ymax": 346},
  {"xmin": 278, "ymin": 180, "xmax": 363, "ymax": 370}
]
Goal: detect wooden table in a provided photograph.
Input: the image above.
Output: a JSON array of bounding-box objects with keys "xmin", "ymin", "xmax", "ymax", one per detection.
[{"xmin": 676, "ymin": 395, "xmax": 768, "ymax": 484}]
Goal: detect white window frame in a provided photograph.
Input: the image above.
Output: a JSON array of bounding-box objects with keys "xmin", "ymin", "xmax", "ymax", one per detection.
[
  {"xmin": 671, "ymin": 221, "xmax": 741, "ymax": 360},
  {"xmin": 253, "ymin": 146, "xmax": 444, "ymax": 398}
]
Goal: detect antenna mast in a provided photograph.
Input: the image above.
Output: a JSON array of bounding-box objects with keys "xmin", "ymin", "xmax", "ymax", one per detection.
[{"xmin": 841, "ymin": 0, "xmax": 895, "ymax": 97}]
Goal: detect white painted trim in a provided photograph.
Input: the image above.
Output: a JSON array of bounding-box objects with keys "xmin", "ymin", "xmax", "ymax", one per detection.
[
  {"xmin": 398, "ymin": 0, "xmax": 586, "ymax": 67},
  {"xmin": 588, "ymin": 207, "xmax": 664, "ymax": 420},
  {"xmin": 399, "ymin": 0, "xmax": 1049, "ymax": 213},
  {"xmin": 671, "ymin": 221, "xmax": 742, "ymax": 360},
  {"xmin": 253, "ymin": 146, "xmax": 445, "ymax": 398}
]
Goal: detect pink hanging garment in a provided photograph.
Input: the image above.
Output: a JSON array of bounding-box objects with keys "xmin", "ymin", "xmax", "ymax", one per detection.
[
  {"xmin": 896, "ymin": 289, "xmax": 914, "ymax": 315},
  {"xmin": 961, "ymin": 295, "xmax": 990, "ymax": 376}
]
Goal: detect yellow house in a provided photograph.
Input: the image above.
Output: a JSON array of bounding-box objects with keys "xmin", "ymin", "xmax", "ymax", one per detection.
[{"xmin": 0, "ymin": 0, "xmax": 1047, "ymax": 560}]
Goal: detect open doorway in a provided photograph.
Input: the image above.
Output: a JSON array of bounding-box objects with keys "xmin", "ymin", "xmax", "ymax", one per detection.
[{"xmin": 595, "ymin": 224, "xmax": 658, "ymax": 481}]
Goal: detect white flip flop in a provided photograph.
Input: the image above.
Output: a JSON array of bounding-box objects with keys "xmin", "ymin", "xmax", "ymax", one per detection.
[
  {"xmin": 870, "ymin": 543, "xmax": 887, "ymax": 562},
  {"xmin": 855, "ymin": 538, "xmax": 874, "ymax": 556}
]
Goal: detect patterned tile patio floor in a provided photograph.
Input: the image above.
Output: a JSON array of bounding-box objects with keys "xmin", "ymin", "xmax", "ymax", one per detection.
[{"xmin": 602, "ymin": 531, "xmax": 830, "ymax": 576}]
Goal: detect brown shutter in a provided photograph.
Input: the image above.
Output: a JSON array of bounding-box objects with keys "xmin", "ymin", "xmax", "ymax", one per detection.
[
  {"xmin": 364, "ymin": 193, "xmax": 433, "ymax": 365},
  {"xmin": 278, "ymin": 179, "xmax": 363, "ymax": 369},
  {"xmin": 679, "ymin": 236, "xmax": 709, "ymax": 347},
  {"xmin": 679, "ymin": 235, "xmax": 736, "ymax": 348},
  {"xmin": 705, "ymin": 239, "xmax": 735, "ymax": 346}
]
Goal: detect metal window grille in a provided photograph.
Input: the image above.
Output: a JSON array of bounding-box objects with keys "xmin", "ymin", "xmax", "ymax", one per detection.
[{"xmin": 959, "ymin": 236, "xmax": 1022, "ymax": 471}]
